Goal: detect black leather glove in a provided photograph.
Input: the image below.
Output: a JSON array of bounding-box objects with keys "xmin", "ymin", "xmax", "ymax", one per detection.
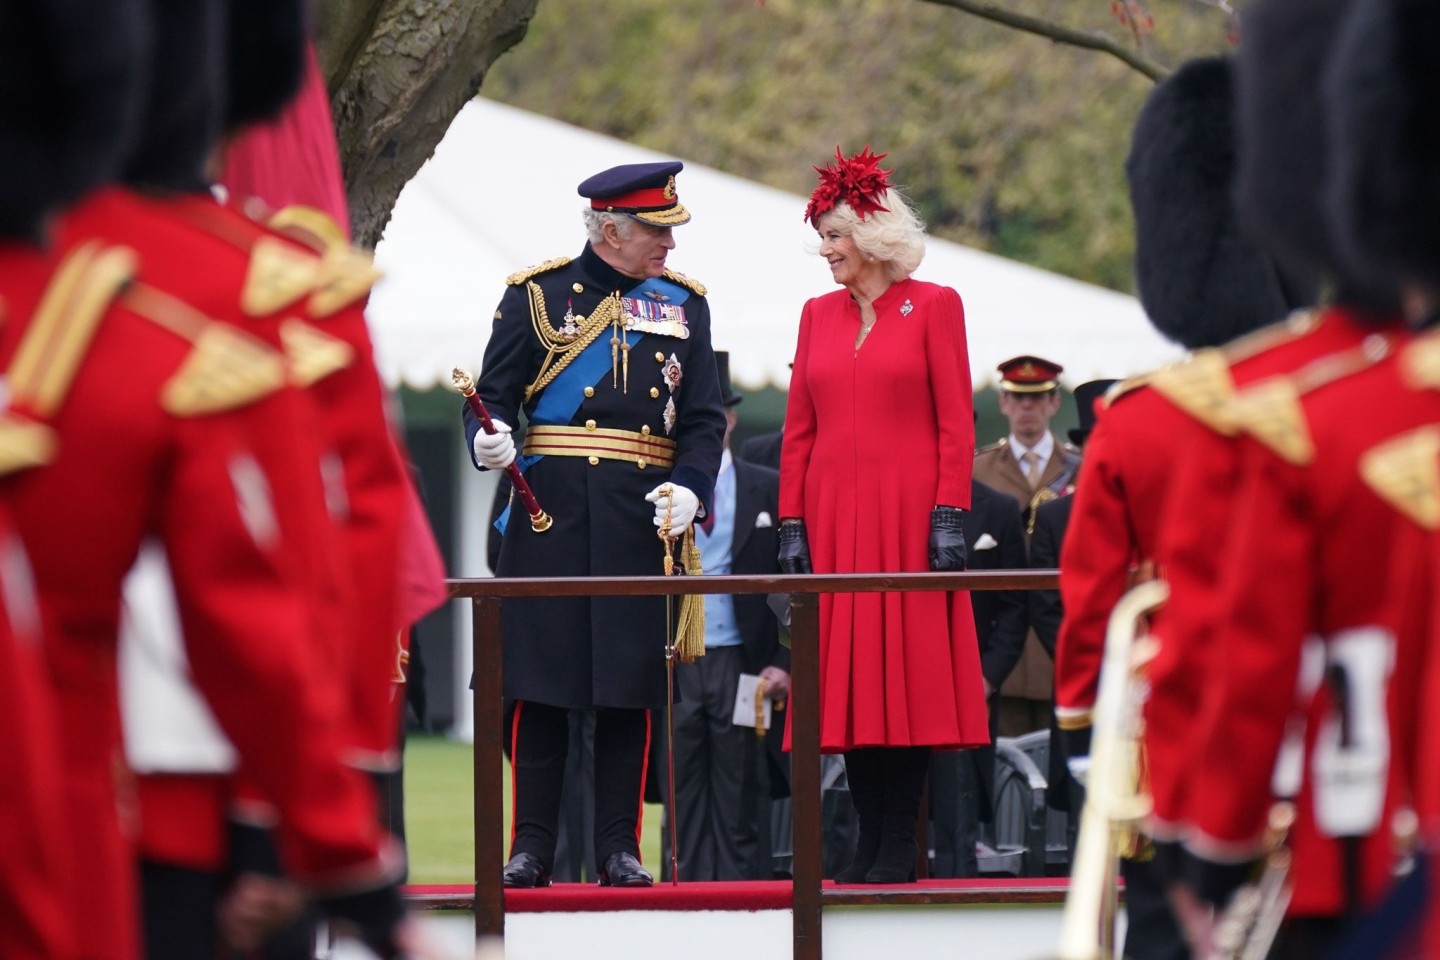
[
  {"xmin": 321, "ymin": 883, "xmax": 408, "ymax": 959},
  {"xmin": 929, "ymin": 505, "xmax": 968, "ymax": 571},
  {"xmin": 778, "ymin": 518, "xmax": 813, "ymax": 575}
]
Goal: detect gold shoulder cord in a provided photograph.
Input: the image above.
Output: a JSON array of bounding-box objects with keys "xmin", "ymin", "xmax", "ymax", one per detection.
[{"xmin": 522, "ymin": 287, "xmax": 622, "ymax": 402}]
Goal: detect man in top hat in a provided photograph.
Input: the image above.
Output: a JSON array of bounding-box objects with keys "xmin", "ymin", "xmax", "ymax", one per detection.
[
  {"xmin": 973, "ymin": 354, "xmax": 1081, "ymax": 736},
  {"xmin": 465, "ymin": 160, "xmax": 725, "ymax": 887},
  {"xmin": 662, "ymin": 351, "xmax": 787, "ymax": 882}
]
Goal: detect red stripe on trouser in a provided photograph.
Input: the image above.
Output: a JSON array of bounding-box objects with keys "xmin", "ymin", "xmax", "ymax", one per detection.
[
  {"xmin": 636, "ymin": 710, "xmax": 651, "ymax": 854},
  {"xmin": 509, "ymin": 701, "xmax": 523, "ymax": 854}
]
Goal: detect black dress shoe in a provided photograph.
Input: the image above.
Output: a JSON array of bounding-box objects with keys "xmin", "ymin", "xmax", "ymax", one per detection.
[
  {"xmin": 502, "ymin": 852, "xmax": 552, "ymax": 888},
  {"xmin": 597, "ymin": 851, "xmax": 653, "ymax": 887}
]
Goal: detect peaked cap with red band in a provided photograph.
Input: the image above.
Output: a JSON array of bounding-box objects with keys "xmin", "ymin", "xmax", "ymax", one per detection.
[
  {"xmin": 578, "ymin": 160, "xmax": 690, "ymax": 227},
  {"xmin": 996, "ymin": 355, "xmax": 1063, "ymax": 393},
  {"xmin": 804, "ymin": 145, "xmax": 895, "ymax": 224}
]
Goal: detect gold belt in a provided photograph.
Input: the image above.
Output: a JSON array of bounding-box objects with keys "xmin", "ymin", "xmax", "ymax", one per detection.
[{"xmin": 523, "ymin": 424, "xmax": 676, "ymax": 470}]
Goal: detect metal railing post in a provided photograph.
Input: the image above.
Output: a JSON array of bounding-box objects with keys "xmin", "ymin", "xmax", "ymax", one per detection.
[
  {"xmin": 789, "ymin": 592, "xmax": 823, "ymax": 960},
  {"xmin": 472, "ymin": 596, "xmax": 505, "ymax": 940}
]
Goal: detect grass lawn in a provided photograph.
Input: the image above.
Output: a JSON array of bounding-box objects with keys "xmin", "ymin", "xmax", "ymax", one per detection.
[{"xmin": 402, "ymin": 733, "xmax": 664, "ymax": 884}]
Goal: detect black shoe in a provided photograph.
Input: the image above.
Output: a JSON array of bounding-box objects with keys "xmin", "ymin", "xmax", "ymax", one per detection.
[
  {"xmin": 502, "ymin": 853, "xmax": 552, "ymax": 888},
  {"xmin": 864, "ymin": 820, "xmax": 920, "ymax": 884},
  {"xmin": 597, "ymin": 851, "xmax": 653, "ymax": 887},
  {"xmin": 834, "ymin": 816, "xmax": 882, "ymax": 883}
]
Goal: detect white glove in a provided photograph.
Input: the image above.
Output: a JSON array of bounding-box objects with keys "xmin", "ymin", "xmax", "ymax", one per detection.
[
  {"xmin": 471, "ymin": 419, "xmax": 515, "ymax": 470},
  {"xmin": 645, "ymin": 483, "xmax": 699, "ymax": 532}
]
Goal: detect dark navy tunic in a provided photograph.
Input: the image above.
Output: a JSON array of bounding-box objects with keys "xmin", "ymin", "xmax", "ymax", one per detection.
[{"xmin": 465, "ymin": 244, "xmax": 725, "ymax": 710}]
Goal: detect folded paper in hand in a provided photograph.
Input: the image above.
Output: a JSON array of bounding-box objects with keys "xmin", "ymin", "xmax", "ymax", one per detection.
[{"xmin": 733, "ymin": 673, "xmax": 773, "ymax": 732}]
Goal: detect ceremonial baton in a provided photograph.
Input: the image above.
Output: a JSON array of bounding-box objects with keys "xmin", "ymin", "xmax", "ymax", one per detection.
[
  {"xmin": 659, "ymin": 488, "xmax": 682, "ymax": 885},
  {"xmin": 451, "ymin": 368, "xmax": 552, "ymax": 533}
]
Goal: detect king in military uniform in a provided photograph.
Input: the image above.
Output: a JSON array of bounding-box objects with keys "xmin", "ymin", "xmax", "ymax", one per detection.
[{"xmin": 465, "ymin": 161, "xmax": 726, "ymax": 887}]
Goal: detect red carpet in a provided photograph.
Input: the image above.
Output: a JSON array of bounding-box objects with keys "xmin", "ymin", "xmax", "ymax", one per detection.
[{"xmin": 404, "ymin": 877, "xmax": 1070, "ymax": 912}]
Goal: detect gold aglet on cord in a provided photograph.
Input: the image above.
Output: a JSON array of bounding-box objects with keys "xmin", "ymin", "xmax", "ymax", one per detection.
[{"xmin": 657, "ymin": 486, "xmax": 706, "ymax": 663}]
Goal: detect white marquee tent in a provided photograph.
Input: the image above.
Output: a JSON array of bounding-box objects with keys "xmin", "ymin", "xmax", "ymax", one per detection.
[{"xmin": 368, "ymin": 98, "xmax": 1182, "ymax": 394}]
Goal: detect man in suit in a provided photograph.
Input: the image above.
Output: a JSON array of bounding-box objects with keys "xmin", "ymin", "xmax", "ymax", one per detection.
[
  {"xmin": 738, "ymin": 429, "xmax": 782, "ymax": 471},
  {"xmin": 973, "ymin": 355, "xmax": 1081, "ymax": 736},
  {"xmin": 930, "ymin": 477, "xmax": 1027, "ymax": 877},
  {"xmin": 668, "ymin": 353, "xmax": 788, "ymax": 881}
]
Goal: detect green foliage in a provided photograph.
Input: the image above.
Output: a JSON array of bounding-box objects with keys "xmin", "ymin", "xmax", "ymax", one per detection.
[{"xmin": 482, "ymin": 0, "xmax": 1234, "ymax": 291}]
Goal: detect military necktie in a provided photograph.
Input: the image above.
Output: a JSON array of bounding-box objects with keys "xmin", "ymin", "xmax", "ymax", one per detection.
[{"xmin": 1023, "ymin": 450, "xmax": 1042, "ymax": 490}]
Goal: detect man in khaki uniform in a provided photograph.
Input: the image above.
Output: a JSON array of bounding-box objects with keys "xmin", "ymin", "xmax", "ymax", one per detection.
[{"xmin": 972, "ymin": 356, "xmax": 1080, "ymax": 736}]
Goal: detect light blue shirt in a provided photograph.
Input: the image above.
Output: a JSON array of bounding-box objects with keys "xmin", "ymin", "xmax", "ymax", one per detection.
[{"xmin": 697, "ymin": 450, "xmax": 742, "ymax": 648}]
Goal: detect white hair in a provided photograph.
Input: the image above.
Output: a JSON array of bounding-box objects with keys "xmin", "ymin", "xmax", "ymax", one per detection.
[
  {"xmin": 821, "ymin": 188, "xmax": 927, "ymax": 282},
  {"xmin": 582, "ymin": 208, "xmax": 635, "ymax": 245}
]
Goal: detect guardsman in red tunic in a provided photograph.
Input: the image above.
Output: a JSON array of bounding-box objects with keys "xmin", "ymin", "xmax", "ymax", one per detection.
[
  {"xmin": 0, "ymin": 8, "xmax": 414, "ymax": 960},
  {"xmin": 0, "ymin": 503, "xmax": 72, "ymax": 960},
  {"xmin": 1051, "ymin": 56, "xmax": 1317, "ymax": 960},
  {"xmin": 1304, "ymin": 1, "xmax": 1440, "ymax": 956},
  {"xmin": 50, "ymin": 1, "xmax": 414, "ymax": 955},
  {"xmin": 1156, "ymin": 3, "xmax": 1429, "ymax": 957},
  {"xmin": 0, "ymin": 3, "xmax": 142, "ymax": 958}
]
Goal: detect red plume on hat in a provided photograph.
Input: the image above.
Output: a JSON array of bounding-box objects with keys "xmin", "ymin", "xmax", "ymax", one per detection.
[{"xmin": 804, "ymin": 145, "xmax": 894, "ymax": 224}]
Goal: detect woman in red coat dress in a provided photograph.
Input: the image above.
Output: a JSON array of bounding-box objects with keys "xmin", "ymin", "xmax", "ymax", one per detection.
[{"xmin": 778, "ymin": 148, "xmax": 989, "ymax": 883}]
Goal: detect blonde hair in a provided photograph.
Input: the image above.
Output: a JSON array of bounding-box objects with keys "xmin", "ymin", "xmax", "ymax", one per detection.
[{"xmin": 821, "ymin": 188, "xmax": 927, "ymax": 281}]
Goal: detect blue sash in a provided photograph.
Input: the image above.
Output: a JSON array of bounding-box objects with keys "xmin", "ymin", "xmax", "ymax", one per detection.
[{"xmin": 495, "ymin": 276, "xmax": 690, "ymax": 536}]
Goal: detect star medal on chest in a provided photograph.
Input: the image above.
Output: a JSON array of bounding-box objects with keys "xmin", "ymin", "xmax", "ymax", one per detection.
[
  {"xmin": 663, "ymin": 353, "xmax": 683, "ymax": 394},
  {"xmin": 900, "ymin": 298, "xmax": 914, "ymax": 317},
  {"xmin": 558, "ymin": 298, "xmax": 581, "ymax": 341},
  {"xmin": 664, "ymin": 397, "xmax": 678, "ymax": 435}
]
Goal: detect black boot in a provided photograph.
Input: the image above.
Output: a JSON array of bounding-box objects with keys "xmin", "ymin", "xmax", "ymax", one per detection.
[
  {"xmin": 864, "ymin": 747, "xmax": 929, "ymax": 884},
  {"xmin": 834, "ymin": 749, "xmax": 883, "ymax": 883}
]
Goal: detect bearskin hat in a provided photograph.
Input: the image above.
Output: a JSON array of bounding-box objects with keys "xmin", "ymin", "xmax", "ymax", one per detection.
[
  {"xmin": 1325, "ymin": 0, "xmax": 1440, "ymax": 292},
  {"xmin": 1234, "ymin": 0, "xmax": 1395, "ymax": 311},
  {"xmin": 0, "ymin": 0, "xmax": 148, "ymax": 238},
  {"xmin": 1126, "ymin": 56, "xmax": 1315, "ymax": 350},
  {"xmin": 123, "ymin": 0, "xmax": 226, "ymax": 192},
  {"xmin": 225, "ymin": 0, "xmax": 309, "ymax": 133}
]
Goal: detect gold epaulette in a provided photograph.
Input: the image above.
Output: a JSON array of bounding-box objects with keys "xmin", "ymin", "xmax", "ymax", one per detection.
[
  {"xmin": 267, "ymin": 206, "xmax": 382, "ymax": 318},
  {"xmin": 0, "ymin": 416, "xmax": 57, "ymax": 476},
  {"xmin": 1360, "ymin": 426, "xmax": 1440, "ymax": 530},
  {"xmin": 8, "ymin": 241, "xmax": 138, "ymax": 419},
  {"xmin": 1101, "ymin": 373, "xmax": 1152, "ymax": 408},
  {"xmin": 506, "ymin": 257, "xmax": 571, "ymax": 286},
  {"xmin": 1149, "ymin": 350, "xmax": 1239, "ymax": 434},
  {"xmin": 1227, "ymin": 376, "xmax": 1313, "ymax": 465},
  {"xmin": 1399, "ymin": 329, "xmax": 1440, "ymax": 390},
  {"xmin": 242, "ymin": 237, "xmax": 323, "ymax": 317},
  {"xmin": 0, "ymin": 242, "xmax": 137, "ymax": 474},
  {"xmin": 663, "ymin": 268, "xmax": 707, "ymax": 297},
  {"xmin": 1227, "ymin": 333, "xmax": 1394, "ymax": 466},
  {"xmin": 124, "ymin": 284, "xmax": 288, "ymax": 416},
  {"xmin": 1218, "ymin": 308, "xmax": 1325, "ymax": 364},
  {"xmin": 975, "ymin": 438, "xmax": 1009, "ymax": 456},
  {"xmin": 280, "ymin": 319, "xmax": 354, "ymax": 387}
]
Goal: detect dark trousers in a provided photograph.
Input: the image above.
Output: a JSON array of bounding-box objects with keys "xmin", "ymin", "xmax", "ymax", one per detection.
[
  {"xmin": 141, "ymin": 861, "xmax": 220, "ymax": 960},
  {"xmin": 669, "ymin": 645, "xmax": 766, "ymax": 881},
  {"xmin": 1120, "ymin": 855, "xmax": 1190, "ymax": 960},
  {"xmin": 508, "ymin": 699, "xmax": 649, "ymax": 869},
  {"xmin": 553, "ymin": 710, "xmax": 598, "ymax": 882},
  {"xmin": 929, "ymin": 750, "xmax": 982, "ymax": 878}
]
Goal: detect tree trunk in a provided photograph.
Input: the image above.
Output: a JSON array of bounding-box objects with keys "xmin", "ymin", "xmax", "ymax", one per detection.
[{"xmin": 314, "ymin": 0, "xmax": 539, "ymax": 248}]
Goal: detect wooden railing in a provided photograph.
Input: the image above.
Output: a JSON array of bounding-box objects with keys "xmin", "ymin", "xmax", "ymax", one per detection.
[{"xmin": 448, "ymin": 569, "xmax": 1060, "ymax": 960}]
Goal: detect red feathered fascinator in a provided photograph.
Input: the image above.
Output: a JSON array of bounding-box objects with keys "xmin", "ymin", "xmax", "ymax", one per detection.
[{"xmin": 804, "ymin": 145, "xmax": 894, "ymax": 224}]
